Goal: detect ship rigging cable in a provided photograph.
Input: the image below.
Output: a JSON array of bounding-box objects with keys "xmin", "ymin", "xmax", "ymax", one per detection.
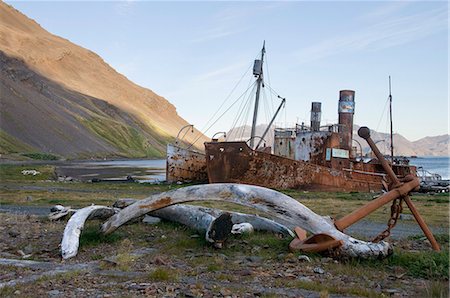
[
  {"xmin": 187, "ymin": 50, "xmax": 264, "ymax": 148},
  {"xmin": 187, "ymin": 80, "xmax": 258, "ymax": 149},
  {"xmin": 187, "ymin": 46, "xmax": 285, "ymax": 149}
]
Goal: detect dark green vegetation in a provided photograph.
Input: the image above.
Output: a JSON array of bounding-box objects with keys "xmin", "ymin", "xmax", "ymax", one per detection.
[
  {"xmin": 0, "ymin": 130, "xmax": 35, "ymax": 154},
  {"xmin": 79, "ymin": 225, "xmax": 123, "ymax": 247},
  {"xmin": 21, "ymin": 153, "xmax": 60, "ymax": 160},
  {"xmin": 78, "ymin": 116, "xmax": 167, "ymax": 158}
]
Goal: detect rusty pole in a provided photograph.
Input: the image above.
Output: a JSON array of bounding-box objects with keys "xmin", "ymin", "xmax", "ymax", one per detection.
[
  {"xmin": 334, "ymin": 179, "xmax": 419, "ymax": 231},
  {"xmin": 358, "ymin": 126, "xmax": 440, "ymax": 251}
]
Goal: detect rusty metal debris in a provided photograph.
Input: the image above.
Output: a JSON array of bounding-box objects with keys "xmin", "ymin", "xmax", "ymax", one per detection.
[
  {"xmin": 334, "ymin": 127, "xmax": 440, "ymax": 251},
  {"xmin": 289, "ymin": 227, "xmax": 343, "ymax": 254},
  {"xmin": 166, "ymin": 143, "xmax": 207, "ymax": 183}
]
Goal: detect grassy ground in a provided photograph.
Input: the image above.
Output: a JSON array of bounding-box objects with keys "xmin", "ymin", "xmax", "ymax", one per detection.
[
  {"xmin": 1, "ymin": 164, "xmax": 448, "ymax": 227},
  {"xmin": 0, "ymin": 163, "xmax": 449, "ymax": 297}
]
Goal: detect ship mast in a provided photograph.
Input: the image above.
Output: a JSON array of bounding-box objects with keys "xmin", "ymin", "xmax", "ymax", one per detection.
[
  {"xmin": 249, "ymin": 41, "xmax": 265, "ymax": 149},
  {"xmin": 389, "ymin": 76, "xmax": 394, "ymax": 163}
]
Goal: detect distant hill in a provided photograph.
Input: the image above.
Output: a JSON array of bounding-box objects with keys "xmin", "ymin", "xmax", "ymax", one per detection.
[
  {"xmin": 352, "ymin": 126, "xmax": 449, "ymax": 157},
  {"xmin": 226, "ymin": 124, "xmax": 274, "ymax": 146},
  {"xmin": 227, "ymin": 124, "xmax": 449, "ymax": 157},
  {"xmin": 0, "ymin": 3, "xmax": 207, "ymax": 159}
]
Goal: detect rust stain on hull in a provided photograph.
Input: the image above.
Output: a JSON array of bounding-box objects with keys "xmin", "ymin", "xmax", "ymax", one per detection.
[
  {"xmin": 166, "ymin": 143, "xmax": 207, "ymax": 183},
  {"xmin": 205, "ymin": 141, "xmax": 411, "ymax": 192}
]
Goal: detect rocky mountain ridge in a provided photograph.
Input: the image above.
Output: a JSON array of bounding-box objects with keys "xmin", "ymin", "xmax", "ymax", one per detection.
[{"xmin": 0, "ymin": 3, "xmax": 207, "ymax": 158}]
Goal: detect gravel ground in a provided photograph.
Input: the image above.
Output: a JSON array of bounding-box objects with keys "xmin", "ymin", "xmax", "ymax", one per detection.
[{"xmin": 1, "ymin": 212, "xmax": 444, "ymax": 298}]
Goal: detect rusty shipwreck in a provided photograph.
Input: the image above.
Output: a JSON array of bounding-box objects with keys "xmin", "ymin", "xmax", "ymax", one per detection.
[{"xmin": 167, "ymin": 43, "xmax": 415, "ymax": 192}]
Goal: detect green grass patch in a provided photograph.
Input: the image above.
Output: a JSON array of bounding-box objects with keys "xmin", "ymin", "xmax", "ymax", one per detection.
[
  {"xmin": 294, "ymin": 280, "xmax": 383, "ymax": 298},
  {"xmin": 79, "ymin": 225, "xmax": 123, "ymax": 247},
  {"xmin": 21, "ymin": 152, "xmax": 60, "ymax": 160},
  {"xmin": 386, "ymin": 250, "xmax": 449, "ymax": 279},
  {"xmin": 273, "ymin": 277, "xmax": 383, "ymax": 297},
  {"xmin": 0, "ymin": 130, "xmax": 35, "ymax": 154},
  {"xmin": 0, "ymin": 164, "xmax": 56, "ymax": 181},
  {"xmin": 342, "ymin": 248, "xmax": 449, "ymax": 280},
  {"xmin": 148, "ymin": 267, "xmax": 179, "ymax": 282},
  {"xmin": 79, "ymin": 116, "xmax": 165, "ymax": 158}
]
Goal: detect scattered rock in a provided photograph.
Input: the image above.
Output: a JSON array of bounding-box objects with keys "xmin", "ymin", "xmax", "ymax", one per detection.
[
  {"xmin": 313, "ymin": 267, "xmax": 325, "ymax": 274},
  {"xmin": 245, "ymin": 256, "xmax": 262, "ymax": 263},
  {"xmin": 298, "ymin": 276, "xmax": 313, "ymax": 283},
  {"xmin": 112, "ymin": 198, "xmax": 137, "ymax": 208},
  {"xmin": 47, "ymin": 290, "xmax": 61, "ymax": 297},
  {"xmin": 284, "ymin": 273, "xmax": 297, "ymax": 279},
  {"xmin": 8, "ymin": 230, "xmax": 20, "ymax": 238},
  {"xmin": 384, "ymin": 288, "xmax": 401, "ymax": 295},
  {"xmin": 58, "ymin": 176, "xmax": 73, "ymax": 182},
  {"xmin": 220, "ymin": 288, "xmax": 232, "ymax": 296},
  {"xmin": 142, "ymin": 215, "xmax": 161, "ymax": 225},
  {"xmin": 298, "ymin": 255, "xmax": 311, "ymax": 262},
  {"xmin": 182, "ymin": 291, "xmax": 195, "ymax": 298},
  {"xmin": 26, "ymin": 196, "xmax": 33, "ymax": 201},
  {"xmin": 285, "ymin": 253, "xmax": 297, "ymax": 263},
  {"xmin": 13, "ymin": 290, "xmax": 21, "ymax": 295},
  {"xmin": 216, "ymin": 253, "xmax": 228, "ymax": 260},
  {"xmin": 153, "ymin": 256, "xmax": 166, "ymax": 265},
  {"xmin": 23, "ymin": 244, "xmax": 34, "ymax": 254},
  {"xmin": 321, "ymin": 257, "xmax": 333, "ymax": 263},
  {"xmin": 237, "ymin": 269, "xmax": 253, "ymax": 276}
]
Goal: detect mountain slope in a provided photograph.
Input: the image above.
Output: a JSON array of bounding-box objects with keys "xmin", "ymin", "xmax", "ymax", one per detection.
[
  {"xmin": 352, "ymin": 126, "xmax": 449, "ymax": 157},
  {"xmin": 0, "ymin": 3, "xmax": 207, "ymax": 158},
  {"xmin": 412, "ymin": 135, "xmax": 449, "ymax": 156}
]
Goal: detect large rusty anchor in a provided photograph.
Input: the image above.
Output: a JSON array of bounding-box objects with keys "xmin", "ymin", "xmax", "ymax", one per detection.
[{"xmin": 290, "ymin": 126, "xmax": 440, "ymax": 253}]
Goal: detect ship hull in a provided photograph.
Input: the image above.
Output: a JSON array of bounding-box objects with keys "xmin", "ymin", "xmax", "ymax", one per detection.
[
  {"xmin": 166, "ymin": 143, "xmax": 207, "ymax": 183},
  {"xmin": 205, "ymin": 141, "xmax": 385, "ymax": 192}
]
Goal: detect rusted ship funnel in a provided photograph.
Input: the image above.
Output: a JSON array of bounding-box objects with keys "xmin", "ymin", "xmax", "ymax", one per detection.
[
  {"xmin": 338, "ymin": 90, "xmax": 355, "ymax": 150},
  {"xmin": 310, "ymin": 102, "xmax": 322, "ymax": 132}
]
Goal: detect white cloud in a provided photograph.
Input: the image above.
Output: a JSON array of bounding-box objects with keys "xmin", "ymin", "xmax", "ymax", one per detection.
[
  {"xmin": 193, "ymin": 61, "xmax": 249, "ymax": 82},
  {"xmin": 190, "ymin": 3, "xmax": 284, "ymax": 44},
  {"xmin": 294, "ymin": 6, "xmax": 447, "ymax": 64}
]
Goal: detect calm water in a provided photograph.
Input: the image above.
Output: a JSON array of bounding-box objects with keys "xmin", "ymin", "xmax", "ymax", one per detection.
[
  {"xmin": 57, "ymin": 159, "xmax": 166, "ymax": 183},
  {"xmin": 57, "ymin": 156, "xmax": 449, "ymax": 183},
  {"xmin": 409, "ymin": 156, "xmax": 450, "ymax": 180}
]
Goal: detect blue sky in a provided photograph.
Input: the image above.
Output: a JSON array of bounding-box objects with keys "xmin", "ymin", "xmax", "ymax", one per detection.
[{"xmin": 8, "ymin": 1, "xmax": 448, "ymax": 141}]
